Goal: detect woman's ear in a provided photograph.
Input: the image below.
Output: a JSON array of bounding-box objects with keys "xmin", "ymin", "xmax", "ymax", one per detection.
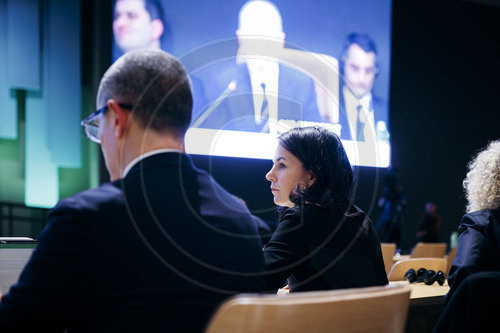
[{"xmin": 307, "ymin": 171, "xmax": 316, "ymax": 187}]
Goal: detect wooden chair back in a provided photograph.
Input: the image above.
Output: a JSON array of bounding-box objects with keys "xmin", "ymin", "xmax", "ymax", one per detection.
[
  {"xmin": 381, "ymin": 243, "xmax": 397, "ymax": 276},
  {"xmin": 205, "ymin": 284, "xmax": 411, "ymax": 333},
  {"xmin": 388, "ymin": 258, "xmax": 447, "ymax": 281},
  {"xmin": 410, "ymin": 242, "xmax": 447, "ymax": 258}
]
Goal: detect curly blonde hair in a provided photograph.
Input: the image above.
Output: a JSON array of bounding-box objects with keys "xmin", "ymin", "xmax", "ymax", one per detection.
[{"xmin": 463, "ymin": 140, "xmax": 500, "ymax": 213}]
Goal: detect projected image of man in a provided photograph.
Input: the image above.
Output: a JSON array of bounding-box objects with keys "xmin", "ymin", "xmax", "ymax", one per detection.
[
  {"xmin": 196, "ymin": 0, "xmax": 322, "ymax": 134},
  {"xmin": 113, "ymin": 0, "xmax": 165, "ymax": 54},
  {"xmin": 339, "ymin": 33, "xmax": 389, "ymax": 143}
]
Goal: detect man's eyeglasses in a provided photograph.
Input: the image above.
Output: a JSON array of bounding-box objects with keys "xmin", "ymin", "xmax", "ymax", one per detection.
[{"xmin": 80, "ymin": 104, "xmax": 133, "ymax": 143}]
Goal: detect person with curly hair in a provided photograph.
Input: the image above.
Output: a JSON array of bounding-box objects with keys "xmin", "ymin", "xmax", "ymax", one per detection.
[
  {"xmin": 263, "ymin": 126, "xmax": 388, "ymax": 292},
  {"xmin": 445, "ymin": 139, "xmax": 500, "ymax": 302}
]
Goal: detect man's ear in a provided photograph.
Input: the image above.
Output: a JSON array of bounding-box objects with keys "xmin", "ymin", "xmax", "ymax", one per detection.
[
  {"xmin": 151, "ymin": 19, "xmax": 164, "ymax": 40},
  {"xmin": 107, "ymin": 99, "xmax": 130, "ymax": 139}
]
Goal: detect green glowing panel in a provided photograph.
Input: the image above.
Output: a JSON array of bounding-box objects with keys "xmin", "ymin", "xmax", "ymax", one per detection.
[
  {"xmin": 0, "ymin": 0, "xmax": 17, "ymax": 139},
  {"xmin": 25, "ymin": 92, "xmax": 58, "ymax": 208},
  {"xmin": 0, "ymin": 160, "xmax": 24, "ymax": 202}
]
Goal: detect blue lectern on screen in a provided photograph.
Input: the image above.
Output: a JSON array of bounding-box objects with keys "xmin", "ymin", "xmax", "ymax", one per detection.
[{"xmin": 111, "ymin": 0, "xmax": 392, "ymax": 167}]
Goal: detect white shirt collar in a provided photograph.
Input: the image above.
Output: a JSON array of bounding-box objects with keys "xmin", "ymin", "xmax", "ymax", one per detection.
[{"xmin": 121, "ymin": 148, "xmax": 183, "ymax": 179}]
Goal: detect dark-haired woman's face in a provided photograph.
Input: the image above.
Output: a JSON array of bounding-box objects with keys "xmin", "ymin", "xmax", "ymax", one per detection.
[{"xmin": 266, "ymin": 145, "xmax": 315, "ymax": 207}]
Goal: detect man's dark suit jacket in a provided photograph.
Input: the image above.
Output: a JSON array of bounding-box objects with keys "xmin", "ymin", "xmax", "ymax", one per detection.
[
  {"xmin": 338, "ymin": 84, "xmax": 388, "ymax": 141},
  {"xmin": 0, "ymin": 153, "xmax": 266, "ymax": 332},
  {"xmin": 193, "ymin": 63, "xmax": 323, "ymax": 132}
]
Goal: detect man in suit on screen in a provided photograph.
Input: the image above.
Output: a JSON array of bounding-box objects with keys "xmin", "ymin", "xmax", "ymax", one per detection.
[
  {"xmin": 194, "ymin": 0, "xmax": 323, "ymax": 135},
  {"xmin": 113, "ymin": 0, "xmax": 165, "ymax": 54},
  {"xmin": 0, "ymin": 50, "xmax": 266, "ymax": 332},
  {"xmin": 338, "ymin": 32, "xmax": 389, "ymax": 143}
]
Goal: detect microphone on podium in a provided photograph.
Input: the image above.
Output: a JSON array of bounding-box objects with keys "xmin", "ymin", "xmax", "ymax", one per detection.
[{"xmin": 192, "ymin": 80, "xmax": 237, "ymax": 128}]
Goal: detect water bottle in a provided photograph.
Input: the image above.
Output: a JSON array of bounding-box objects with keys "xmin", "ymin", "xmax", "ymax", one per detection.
[
  {"xmin": 376, "ymin": 121, "xmax": 390, "ymax": 142},
  {"xmin": 450, "ymin": 231, "xmax": 458, "ymax": 249}
]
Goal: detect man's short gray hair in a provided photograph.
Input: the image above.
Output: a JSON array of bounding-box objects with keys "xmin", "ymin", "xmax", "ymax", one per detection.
[{"xmin": 97, "ymin": 49, "xmax": 192, "ymax": 137}]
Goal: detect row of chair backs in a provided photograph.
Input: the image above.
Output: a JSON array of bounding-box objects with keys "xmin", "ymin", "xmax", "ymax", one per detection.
[
  {"xmin": 381, "ymin": 243, "xmax": 397, "ymax": 276},
  {"xmin": 410, "ymin": 242, "xmax": 447, "ymax": 258},
  {"xmin": 388, "ymin": 257, "xmax": 448, "ymax": 281},
  {"xmin": 381, "ymin": 242, "xmax": 456, "ymax": 277},
  {"xmin": 205, "ymin": 284, "xmax": 411, "ymax": 333}
]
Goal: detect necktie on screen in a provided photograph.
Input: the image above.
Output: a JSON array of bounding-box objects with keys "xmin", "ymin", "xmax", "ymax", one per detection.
[
  {"xmin": 260, "ymin": 83, "xmax": 269, "ymax": 133},
  {"xmin": 356, "ymin": 104, "xmax": 365, "ymax": 141}
]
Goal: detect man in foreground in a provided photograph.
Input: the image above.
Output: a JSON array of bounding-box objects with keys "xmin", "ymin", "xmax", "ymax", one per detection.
[{"xmin": 0, "ymin": 49, "xmax": 266, "ymax": 332}]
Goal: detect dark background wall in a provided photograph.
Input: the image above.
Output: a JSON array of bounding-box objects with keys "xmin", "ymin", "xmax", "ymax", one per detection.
[
  {"xmin": 389, "ymin": 0, "xmax": 500, "ymax": 250},
  {"xmin": 93, "ymin": 0, "xmax": 499, "ymax": 252}
]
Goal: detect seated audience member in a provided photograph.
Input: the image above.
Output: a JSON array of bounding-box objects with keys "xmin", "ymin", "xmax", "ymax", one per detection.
[
  {"xmin": 0, "ymin": 50, "xmax": 266, "ymax": 332},
  {"xmin": 446, "ymin": 139, "xmax": 500, "ymax": 303},
  {"xmin": 375, "ymin": 169, "xmax": 406, "ymax": 250},
  {"xmin": 416, "ymin": 202, "xmax": 442, "ymax": 243},
  {"xmin": 263, "ymin": 126, "xmax": 388, "ymax": 292}
]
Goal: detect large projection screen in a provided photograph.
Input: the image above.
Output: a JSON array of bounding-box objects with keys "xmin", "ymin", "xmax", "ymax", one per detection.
[{"xmin": 112, "ymin": 0, "xmax": 392, "ymax": 167}]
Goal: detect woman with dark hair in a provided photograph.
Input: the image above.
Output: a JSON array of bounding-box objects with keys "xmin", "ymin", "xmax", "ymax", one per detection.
[{"xmin": 264, "ymin": 126, "xmax": 388, "ymax": 292}]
